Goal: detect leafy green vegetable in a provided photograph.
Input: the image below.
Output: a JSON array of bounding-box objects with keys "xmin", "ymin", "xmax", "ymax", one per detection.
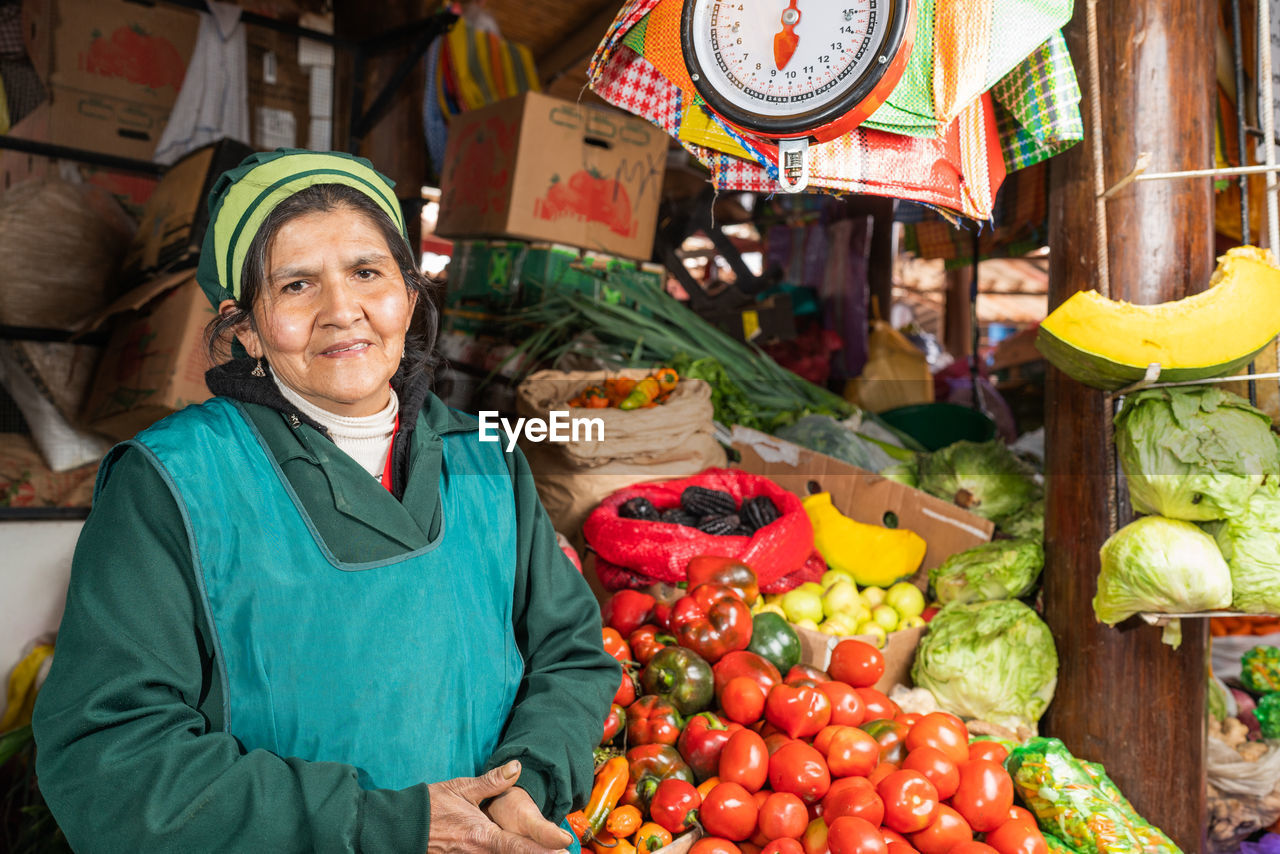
[
  {"xmin": 910, "ymin": 599, "xmax": 1058, "ymax": 730},
  {"xmin": 1206, "ymin": 479, "xmax": 1280, "ymax": 614},
  {"xmin": 1241, "ymin": 645, "xmax": 1280, "ymax": 694},
  {"xmin": 879, "ymin": 459, "xmax": 919, "ymax": 487},
  {"xmin": 1093, "ymin": 516, "xmax": 1232, "ymax": 640},
  {"xmin": 1258, "ymin": 694, "xmax": 1280, "ymax": 739},
  {"xmin": 928, "ymin": 538, "xmax": 1044, "ymax": 605},
  {"xmin": 775, "ymin": 414, "xmax": 898, "ymax": 472},
  {"xmin": 1114, "ymin": 386, "xmax": 1278, "ymax": 521},
  {"xmin": 914, "ymin": 439, "xmax": 1042, "ymax": 522},
  {"xmin": 997, "ymin": 497, "xmax": 1044, "ymax": 540}
]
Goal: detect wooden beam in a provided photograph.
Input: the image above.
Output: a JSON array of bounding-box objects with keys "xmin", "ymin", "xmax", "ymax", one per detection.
[
  {"xmin": 1042, "ymin": 1, "xmax": 1213, "ymax": 851},
  {"xmin": 942, "ymin": 268, "xmax": 972, "ymax": 359},
  {"xmin": 538, "ymin": 2, "xmax": 620, "ymax": 87}
]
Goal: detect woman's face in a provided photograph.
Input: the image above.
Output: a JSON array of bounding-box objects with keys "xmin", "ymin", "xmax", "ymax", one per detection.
[{"xmin": 229, "ymin": 206, "xmax": 416, "ymax": 417}]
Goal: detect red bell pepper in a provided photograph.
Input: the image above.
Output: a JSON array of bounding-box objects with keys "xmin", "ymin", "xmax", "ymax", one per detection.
[
  {"xmin": 601, "ymin": 703, "xmax": 626, "ymax": 745},
  {"xmin": 649, "ymin": 778, "xmax": 702, "ymax": 834},
  {"xmin": 629, "ymin": 624, "xmax": 675, "ymax": 666},
  {"xmin": 686, "ymin": 556, "xmax": 760, "ymax": 603},
  {"xmin": 602, "ymin": 627, "xmax": 632, "ymax": 663},
  {"xmin": 676, "ymin": 711, "xmax": 743, "ymax": 782},
  {"xmin": 626, "ymin": 695, "xmax": 683, "ymax": 746},
  {"xmin": 602, "ymin": 589, "xmax": 657, "ymax": 637},
  {"xmin": 784, "ymin": 664, "xmax": 831, "ymax": 687},
  {"xmin": 623, "ymin": 743, "xmax": 695, "ymax": 810},
  {"xmin": 669, "ymin": 582, "xmax": 753, "ymax": 664},
  {"xmin": 614, "ymin": 666, "xmax": 638, "ymax": 707}
]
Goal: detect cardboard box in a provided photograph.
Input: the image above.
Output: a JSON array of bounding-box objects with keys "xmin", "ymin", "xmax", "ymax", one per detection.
[
  {"xmin": 246, "ymin": 24, "xmax": 310, "ymax": 150},
  {"xmin": 731, "ymin": 426, "xmax": 995, "ymax": 691},
  {"xmin": 24, "ymin": 0, "xmax": 199, "ymax": 159},
  {"xmin": 122, "ymin": 139, "xmax": 256, "ymax": 283},
  {"xmin": 436, "ymin": 91, "xmax": 668, "ymax": 260},
  {"xmin": 80, "ymin": 271, "xmax": 215, "ymax": 440}
]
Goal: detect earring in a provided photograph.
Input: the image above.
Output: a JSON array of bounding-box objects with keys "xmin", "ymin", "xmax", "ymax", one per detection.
[{"xmin": 251, "ymin": 358, "xmax": 266, "ymax": 378}]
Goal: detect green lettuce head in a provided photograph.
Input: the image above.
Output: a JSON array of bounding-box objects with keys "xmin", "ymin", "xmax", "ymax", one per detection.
[
  {"xmin": 880, "ymin": 459, "xmax": 919, "ymax": 488},
  {"xmin": 916, "ymin": 440, "xmax": 1042, "ymax": 522},
  {"xmin": 1114, "ymin": 386, "xmax": 1277, "ymax": 521},
  {"xmin": 1094, "ymin": 516, "xmax": 1232, "ymax": 627},
  {"xmin": 910, "ymin": 599, "xmax": 1058, "ymax": 730},
  {"xmin": 1210, "ymin": 480, "xmax": 1280, "ymax": 613},
  {"xmin": 997, "ymin": 498, "xmax": 1044, "ymax": 540},
  {"xmin": 929, "ymin": 538, "xmax": 1044, "ymax": 605}
]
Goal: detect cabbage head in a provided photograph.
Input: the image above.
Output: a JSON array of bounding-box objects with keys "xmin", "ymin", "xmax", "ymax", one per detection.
[
  {"xmin": 911, "ymin": 599, "xmax": 1058, "ymax": 730},
  {"xmin": 1114, "ymin": 386, "xmax": 1277, "ymax": 521},
  {"xmin": 929, "ymin": 538, "xmax": 1044, "ymax": 604},
  {"xmin": 1093, "ymin": 516, "xmax": 1232, "ymax": 627},
  {"xmin": 997, "ymin": 498, "xmax": 1044, "ymax": 540},
  {"xmin": 1208, "ymin": 479, "xmax": 1280, "ymax": 614},
  {"xmin": 915, "ymin": 440, "xmax": 1042, "ymax": 522},
  {"xmin": 777, "ymin": 415, "xmax": 897, "ymax": 472}
]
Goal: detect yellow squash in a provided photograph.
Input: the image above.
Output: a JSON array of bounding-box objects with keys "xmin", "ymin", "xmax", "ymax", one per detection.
[{"xmin": 802, "ymin": 492, "xmax": 926, "ymax": 587}]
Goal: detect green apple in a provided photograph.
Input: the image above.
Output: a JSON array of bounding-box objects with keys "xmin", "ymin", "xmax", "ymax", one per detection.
[
  {"xmin": 781, "ymin": 588, "xmax": 825, "ymax": 624},
  {"xmin": 793, "ymin": 617, "xmax": 821, "ymax": 632},
  {"xmin": 861, "ymin": 586, "xmax": 887, "ymax": 608},
  {"xmin": 901, "ymin": 615, "xmax": 926, "ymax": 629},
  {"xmin": 820, "ymin": 612, "xmax": 862, "ymax": 636},
  {"xmin": 822, "ymin": 579, "xmax": 860, "ymax": 618},
  {"xmin": 886, "ymin": 582, "xmax": 926, "ymax": 619},
  {"xmin": 799, "ymin": 582, "xmax": 825, "ymax": 596},
  {"xmin": 871, "ymin": 604, "xmax": 900, "ymax": 632},
  {"xmin": 857, "ymin": 622, "xmax": 888, "ymax": 647},
  {"xmin": 820, "ymin": 569, "xmax": 855, "ymax": 590}
]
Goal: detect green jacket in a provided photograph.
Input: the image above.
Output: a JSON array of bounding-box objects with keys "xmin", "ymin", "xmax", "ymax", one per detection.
[{"xmin": 33, "ymin": 394, "xmax": 618, "ymax": 853}]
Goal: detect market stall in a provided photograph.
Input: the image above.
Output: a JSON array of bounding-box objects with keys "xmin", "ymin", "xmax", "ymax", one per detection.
[{"xmin": 2, "ymin": 0, "xmax": 1280, "ymax": 852}]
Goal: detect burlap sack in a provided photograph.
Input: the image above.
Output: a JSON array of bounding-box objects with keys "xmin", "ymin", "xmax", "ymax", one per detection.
[{"xmin": 515, "ymin": 369, "xmax": 727, "ymax": 548}]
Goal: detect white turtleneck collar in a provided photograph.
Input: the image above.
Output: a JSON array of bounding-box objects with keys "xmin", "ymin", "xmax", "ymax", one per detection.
[{"xmin": 272, "ymin": 372, "xmax": 399, "ymax": 479}]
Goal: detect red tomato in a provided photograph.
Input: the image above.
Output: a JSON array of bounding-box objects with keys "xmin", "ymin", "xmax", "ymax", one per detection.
[
  {"xmin": 716, "ymin": 651, "xmax": 784, "ymax": 700},
  {"xmin": 821, "ymin": 777, "xmax": 884, "ymax": 826},
  {"xmin": 901, "ymin": 746, "xmax": 959, "ymax": 800},
  {"xmin": 908, "ymin": 805, "xmax": 972, "ymax": 854},
  {"xmin": 860, "ymin": 719, "xmax": 910, "ymax": 765},
  {"xmin": 767, "ymin": 684, "xmax": 833, "ymax": 740},
  {"xmin": 968, "ymin": 740, "xmax": 1010, "ymax": 765},
  {"xmin": 614, "ymin": 669, "xmax": 637, "ymax": 707},
  {"xmin": 828, "ymin": 640, "xmax": 884, "ymax": 688},
  {"xmin": 813, "ymin": 725, "xmax": 847, "ymax": 756},
  {"xmin": 880, "ymin": 830, "xmax": 909, "ymax": 848},
  {"xmin": 742, "ymin": 845, "xmax": 764, "ymax": 854},
  {"xmin": 867, "ymin": 762, "xmax": 898, "ymax": 786},
  {"xmin": 724, "ymin": 676, "xmax": 769, "ymax": 726},
  {"xmin": 876, "ymin": 770, "xmax": 939, "ymax": 834},
  {"xmin": 691, "ymin": 839, "xmax": 745, "ymax": 854},
  {"xmin": 827, "ymin": 816, "xmax": 889, "ymax": 854},
  {"xmin": 985, "ymin": 817, "xmax": 1049, "ymax": 854},
  {"xmin": 818, "ymin": 681, "xmax": 867, "ymax": 727},
  {"xmin": 950, "ymin": 844, "xmax": 1000, "ymax": 854},
  {"xmin": 825, "ymin": 726, "xmax": 881, "ymax": 778},
  {"xmin": 803, "ymin": 818, "xmax": 830, "ymax": 854},
  {"xmin": 887, "ymin": 844, "xmax": 919, "ymax": 854},
  {"xmin": 769, "ymin": 741, "xmax": 832, "ymax": 805},
  {"xmin": 765, "ymin": 732, "xmax": 796, "ymax": 756},
  {"xmin": 895, "ymin": 713, "xmax": 921, "ymax": 727},
  {"xmin": 702, "ymin": 782, "xmax": 761, "ymax": 842},
  {"xmin": 951, "ymin": 760, "xmax": 1015, "ymax": 832},
  {"xmin": 759, "ymin": 791, "xmax": 810, "ymax": 840},
  {"xmin": 855, "ymin": 688, "xmax": 900, "ymax": 721},
  {"xmin": 764, "ymin": 840, "xmax": 806, "ymax": 854},
  {"xmin": 904, "ymin": 713, "xmax": 969, "ymax": 765},
  {"xmin": 721, "ymin": 729, "xmax": 771, "ymax": 793},
  {"xmin": 602, "ymin": 627, "xmax": 632, "ymax": 662},
  {"xmin": 1007, "ymin": 806, "xmax": 1035, "ymax": 823},
  {"xmin": 786, "ymin": 665, "xmax": 832, "ymax": 685}
]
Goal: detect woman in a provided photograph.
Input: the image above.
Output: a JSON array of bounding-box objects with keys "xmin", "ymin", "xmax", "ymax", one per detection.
[{"xmin": 32, "ymin": 150, "xmax": 618, "ymax": 852}]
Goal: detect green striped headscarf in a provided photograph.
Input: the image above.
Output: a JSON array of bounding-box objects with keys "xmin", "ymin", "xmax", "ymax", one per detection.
[{"xmin": 196, "ymin": 149, "xmax": 407, "ymax": 307}]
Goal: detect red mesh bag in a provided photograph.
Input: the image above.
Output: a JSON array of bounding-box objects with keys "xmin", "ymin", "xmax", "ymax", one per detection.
[{"xmin": 584, "ymin": 468, "xmax": 826, "ymax": 594}]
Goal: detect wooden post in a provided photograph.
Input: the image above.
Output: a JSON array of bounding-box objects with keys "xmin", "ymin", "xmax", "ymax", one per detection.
[
  {"xmin": 943, "ymin": 268, "xmax": 972, "ymax": 359},
  {"xmin": 1042, "ymin": 1, "xmax": 1214, "ymax": 850}
]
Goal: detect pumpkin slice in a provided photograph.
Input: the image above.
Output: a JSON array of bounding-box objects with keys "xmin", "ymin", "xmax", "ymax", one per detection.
[{"xmin": 1036, "ymin": 246, "xmax": 1280, "ymax": 390}]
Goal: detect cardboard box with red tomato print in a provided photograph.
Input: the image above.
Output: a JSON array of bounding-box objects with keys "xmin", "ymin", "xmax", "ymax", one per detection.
[{"xmin": 436, "ymin": 91, "xmax": 668, "ymax": 261}]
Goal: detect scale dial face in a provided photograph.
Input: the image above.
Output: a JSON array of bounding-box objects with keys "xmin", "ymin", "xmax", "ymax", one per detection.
[{"xmin": 682, "ymin": 0, "xmax": 909, "ymax": 138}]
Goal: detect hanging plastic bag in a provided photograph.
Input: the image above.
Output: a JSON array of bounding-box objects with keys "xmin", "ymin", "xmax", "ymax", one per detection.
[{"xmin": 845, "ymin": 320, "xmax": 936, "ymax": 414}]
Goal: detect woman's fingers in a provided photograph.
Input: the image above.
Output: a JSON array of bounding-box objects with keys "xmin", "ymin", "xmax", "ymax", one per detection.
[
  {"xmin": 427, "ymin": 764, "xmax": 570, "ymax": 853},
  {"xmin": 457, "ymin": 761, "xmax": 523, "ymax": 804}
]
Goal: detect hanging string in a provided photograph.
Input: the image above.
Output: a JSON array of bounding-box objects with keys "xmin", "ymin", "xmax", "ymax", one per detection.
[{"xmin": 1085, "ymin": 0, "xmax": 1110, "ymax": 300}]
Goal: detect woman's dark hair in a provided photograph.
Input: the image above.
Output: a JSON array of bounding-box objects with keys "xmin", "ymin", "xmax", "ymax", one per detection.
[{"xmin": 205, "ymin": 183, "xmax": 441, "ymax": 385}]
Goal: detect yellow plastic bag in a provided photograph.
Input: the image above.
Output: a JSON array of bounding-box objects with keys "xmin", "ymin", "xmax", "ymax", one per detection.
[{"xmin": 844, "ymin": 320, "xmax": 935, "ymax": 413}]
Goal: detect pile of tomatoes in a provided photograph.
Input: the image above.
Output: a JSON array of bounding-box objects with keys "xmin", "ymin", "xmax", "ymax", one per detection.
[{"xmin": 575, "ymin": 565, "xmax": 1049, "ymax": 854}]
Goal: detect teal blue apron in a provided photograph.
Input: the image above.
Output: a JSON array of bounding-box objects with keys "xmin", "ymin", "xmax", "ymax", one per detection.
[{"xmin": 107, "ymin": 398, "xmax": 578, "ymax": 848}]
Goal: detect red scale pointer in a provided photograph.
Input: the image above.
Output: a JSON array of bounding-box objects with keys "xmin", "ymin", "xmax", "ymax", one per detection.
[{"xmin": 774, "ymin": 0, "xmax": 801, "ymax": 70}]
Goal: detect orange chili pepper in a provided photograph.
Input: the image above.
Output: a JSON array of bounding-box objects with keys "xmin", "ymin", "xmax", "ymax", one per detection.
[
  {"xmin": 590, "ymin": 830, "xmax": 638, "ymax": 854},
  {"xmin": 566, "ymin": 810, "xmax": 590, "ymax": 842},
  {"xmin": 582, "ymin": 757, "xmax": 630, "ymax": 842},
  {"xmin": 654, "ymin": 367, "xmax": 679, "ymax": 393},
  {"xmin": 606, "ymin": 804, "xmax": 643, "ymax": 838},
  {"xmin": 696, "ymin": 776, "xmax": 720, "ymax": 799}
]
